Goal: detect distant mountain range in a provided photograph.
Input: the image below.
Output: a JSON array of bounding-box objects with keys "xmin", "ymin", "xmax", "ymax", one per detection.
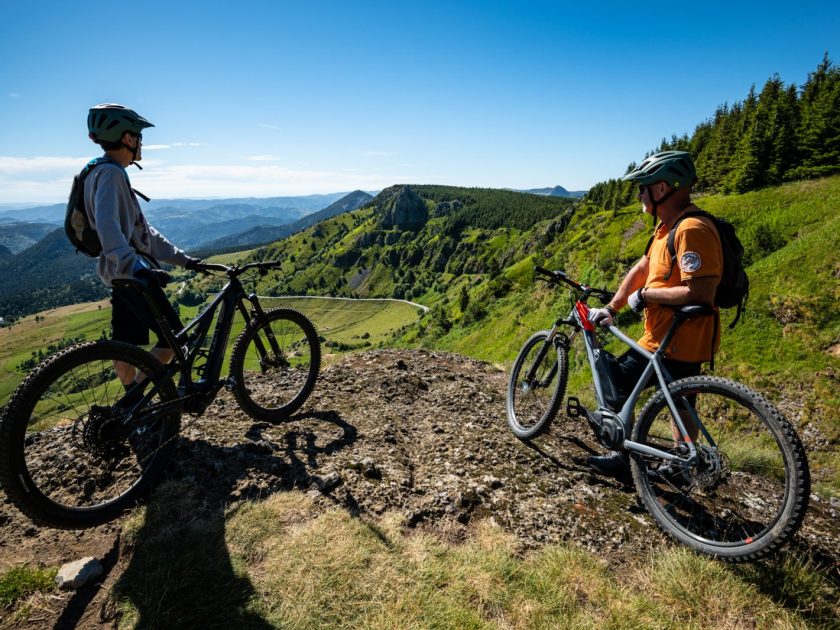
[
  {"xmin": 196, "ymin": 190, "xmax": 374, "ymax": 255},
  {"xmin": 0, "ymin": 190, "xmax": 374, "ymax": 320},
  {"xmin": 0, "ymin": 222, "xmax": 57, "ymax": 254},
  {"xmin": 0, "ymin": 192, "xmax": 363, "ymax": 252},
  {"xmin": 515, "ymin": 185, "xmax": 586, "ymax": 198}
]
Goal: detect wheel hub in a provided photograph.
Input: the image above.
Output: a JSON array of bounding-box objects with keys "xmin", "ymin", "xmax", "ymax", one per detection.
[{"xmin": 691, "ymin": 445, "xmax": 730, "ymax": 490}]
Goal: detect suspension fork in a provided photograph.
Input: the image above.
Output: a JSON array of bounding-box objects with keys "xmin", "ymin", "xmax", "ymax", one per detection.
[
  {"xmin": 524, "ymin": 320, "xmax": 575, "ymax": 385},
  {"xmin": 241, "ymin": 294, "xmax": 285, "ymax": 367}
]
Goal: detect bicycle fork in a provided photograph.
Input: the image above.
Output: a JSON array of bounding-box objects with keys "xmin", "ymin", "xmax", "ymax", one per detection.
[{"xmin": 523, "ymin": 325, "xmax": 573, "ymax": 387}]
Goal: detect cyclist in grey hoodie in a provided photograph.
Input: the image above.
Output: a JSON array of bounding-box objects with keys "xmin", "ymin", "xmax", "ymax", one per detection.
[{"xmin": 85, "ymin": 103, "xmax": 200, "ymax": 385}]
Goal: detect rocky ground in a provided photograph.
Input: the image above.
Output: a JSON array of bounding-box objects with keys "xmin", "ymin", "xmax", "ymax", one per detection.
[{"xmin": 1, "ymin": 349, "xmax": 839, "ymax": 628}]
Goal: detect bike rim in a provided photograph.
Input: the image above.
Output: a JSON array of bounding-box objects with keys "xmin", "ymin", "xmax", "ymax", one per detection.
[
  {"xmin": 509, "ymin": 338, "xmax": 558, "ymax": 432},
  {"xmin": 19, "ymin": 351, "xmax": 173, "ymax": 514},
  {"xmin": 637, "ymin": 387, "xmax": 791, "ymax": 549},
  {"xmin": 238, "ymin": 316, "xmax": 315, "ymax": 410}
]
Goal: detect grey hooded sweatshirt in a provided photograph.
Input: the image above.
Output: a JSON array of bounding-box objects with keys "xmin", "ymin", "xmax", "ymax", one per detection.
[{"xmin": 83, "ymin": 159, "xmax": 189, "ymax": 287}]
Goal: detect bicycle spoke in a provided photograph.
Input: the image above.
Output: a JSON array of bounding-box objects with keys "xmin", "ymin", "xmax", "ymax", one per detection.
[{"xmin": 633, "ymin": 377, "xmax": 807, "ymax": 558}]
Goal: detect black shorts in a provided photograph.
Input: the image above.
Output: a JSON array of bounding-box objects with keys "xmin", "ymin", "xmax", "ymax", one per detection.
[
  {"xmin": 111, "ymin": 285, "xmax": 183, "ymax": 348},
  {"xmin": 612, "ymin": 348, "xmax": 701, "ymax": 409}
]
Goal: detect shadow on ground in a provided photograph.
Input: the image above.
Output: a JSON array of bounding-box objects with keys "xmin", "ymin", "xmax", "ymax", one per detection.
[{"xmin": 108, "ymin": 410, "xmax": 357, "ymax": 628}]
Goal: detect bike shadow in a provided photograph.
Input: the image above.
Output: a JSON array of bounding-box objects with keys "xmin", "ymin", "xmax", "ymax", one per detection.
[
  {"xmin": 105, "ymin": 409, "xmax": 358, "ymax": 628},
  {"xmin": 522, "ymin": 432, "xmax": 637, "ymax": 491}
]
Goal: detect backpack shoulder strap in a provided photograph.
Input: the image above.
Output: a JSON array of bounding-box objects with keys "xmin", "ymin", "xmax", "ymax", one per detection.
[
  {"xmin": 643, "ymin": 221, "xmax": 665, "ymax": 257},
  {"xmin": 663, "ymin": 210, "xmax": 713, "ymax": 281},
  {"xmin": 85, "ymin": 156, "xmax": 151, "ymax": 203}
]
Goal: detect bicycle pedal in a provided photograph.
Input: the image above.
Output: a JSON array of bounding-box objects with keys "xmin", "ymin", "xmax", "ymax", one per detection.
[{"xmin": 566, "ymin": 397, "xmax": 585, "ymax": 418}]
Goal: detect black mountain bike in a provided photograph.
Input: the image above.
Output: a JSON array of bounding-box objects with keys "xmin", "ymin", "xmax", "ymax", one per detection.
[
  {"xmin": 0, "ymin": 261, "xmax": 320, "ymax": 528},
  {"xmin": 506, "ymin": 266, "xmax": 809, "ymax": 561}
]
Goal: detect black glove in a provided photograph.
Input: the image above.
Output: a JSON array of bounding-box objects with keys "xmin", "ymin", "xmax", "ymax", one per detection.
[
  {"xmin": 135, "ymin": 267, "xmax": 171, "ymax": 288},
  {"xmin": 184, "ymin": 256, "xmax": 202, "ymax": 271}
]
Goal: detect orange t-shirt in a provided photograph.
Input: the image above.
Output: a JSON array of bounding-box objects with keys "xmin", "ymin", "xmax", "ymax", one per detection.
[{"xmin": 638, "ymin": 214, "xmax": 722, "ymax": 362}]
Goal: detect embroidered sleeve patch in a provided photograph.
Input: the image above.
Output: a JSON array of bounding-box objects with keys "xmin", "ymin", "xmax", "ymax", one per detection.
[{"xmin": 679, "ymin": 251, "xmax": 702, "ymax": 272}]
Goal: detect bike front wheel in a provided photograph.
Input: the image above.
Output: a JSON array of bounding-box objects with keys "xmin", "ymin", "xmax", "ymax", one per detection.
[
  {"xmin": 229, "ymin": 308, "xmax": 320, "ymax": 422},
  {"xmin": 631, "ymin": 376, "xmax": 809, "ymax": 561},
  {"xmin": 0, "ymin": 341, "xmax": 180, "ymax": 528},
  {"xmin": 506, "ymin": 330, "xmax": 568, "ymax": 439}
]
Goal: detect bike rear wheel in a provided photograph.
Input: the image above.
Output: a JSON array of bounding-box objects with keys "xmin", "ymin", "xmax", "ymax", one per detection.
[
  {"xmin": 229, "ymin": 308, "xmax": 320, "ymax": 422},
  {"xmin": 506, "ymin": 331, "xmax": 568, "ymax": 439},
  {"xmin": 630, "ymin": 376, "xmax": 809, "ymax": 561},
  {"xmin": 0, "ymin": 341, "xmax": 180, "ymax": 528}
]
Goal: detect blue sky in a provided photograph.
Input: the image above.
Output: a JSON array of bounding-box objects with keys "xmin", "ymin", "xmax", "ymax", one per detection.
[{"xmin": 0, "ymin": 0, "xmax": 837, "ymax": 203}]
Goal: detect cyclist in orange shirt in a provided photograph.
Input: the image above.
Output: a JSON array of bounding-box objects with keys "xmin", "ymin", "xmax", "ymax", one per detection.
[{"xmin": 586, "ymin": 151, "xmax": 722, "ymax": 477}]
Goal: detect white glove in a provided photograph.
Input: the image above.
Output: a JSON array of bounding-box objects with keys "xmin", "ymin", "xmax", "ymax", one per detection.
[
  {"xmin": 588, "ymin": 307, "xmax": 615, "ymax": 328},
  {"xmin": 628, "ymin": 288, "xmax": 647, "ymax": 313}
]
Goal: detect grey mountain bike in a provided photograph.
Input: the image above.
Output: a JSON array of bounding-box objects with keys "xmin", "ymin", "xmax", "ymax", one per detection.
[
  {"xmin": 506, "ymin": 266, "xmax": 809, "ymax": 561},
  {"xmin": 0, "ymin": 261, "xmax": 320, "ymax": 528}
]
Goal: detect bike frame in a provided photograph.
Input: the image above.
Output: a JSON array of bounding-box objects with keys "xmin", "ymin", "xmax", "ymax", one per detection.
[
  {"xmin": 116, "ymin": 262, "xmax": 284, "ymax": 415},
  {"xmin": 534, "ymin": 270, "xmax": 714, "ymax": 466}
]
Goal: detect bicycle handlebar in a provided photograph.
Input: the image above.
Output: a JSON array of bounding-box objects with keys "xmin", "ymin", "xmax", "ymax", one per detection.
[
  {"xmin": 193, "ymin": 260, "xmax": 283, "ymax": 277},
  {"xmin": 534, "ymin": 265, "xmax": 614, "ymax": 304}
]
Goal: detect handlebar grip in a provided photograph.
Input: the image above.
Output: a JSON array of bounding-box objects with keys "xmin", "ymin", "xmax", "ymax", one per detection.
[
  {"xmin": 197, "ymin": 263, "xmax": 229, "ymax": 272},
  {"xmin": 534, "ymin": 266, "xmax": 553, "ymax": 277}
]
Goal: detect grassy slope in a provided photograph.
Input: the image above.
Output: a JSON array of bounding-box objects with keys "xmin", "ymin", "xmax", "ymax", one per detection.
[
  {"xmin": 111, "ymin": 484, "xmax": 837, "ymax": 629},
  {"xmin": 407, "ymin": 177, "xmax": 840, "ymax": 495},
  {"xmin": 0, "ymin": 300, "xmax": 110, "ymax": 403}
]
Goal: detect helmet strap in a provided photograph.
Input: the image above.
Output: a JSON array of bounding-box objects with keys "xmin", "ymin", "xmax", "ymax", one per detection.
[
  {"xmin": 647, "ymin": 184, "xmax": 678, "ymax": 226},
  {"xmin": 120, "ymin": 139, "xmax": 143, "ymax": 169}
]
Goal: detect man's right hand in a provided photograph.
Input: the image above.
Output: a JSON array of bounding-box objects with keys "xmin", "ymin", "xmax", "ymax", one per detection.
[
  {"xmin": 135, "ymin": 267, "xmax": 171, "ymax": 287},
  {"xmin": 588, "ymin": 307, "xmax": 615, "ymax": 328},
  {"xmin": 184, "ymin": 256, "xmax": 202, "ymax": 270}
]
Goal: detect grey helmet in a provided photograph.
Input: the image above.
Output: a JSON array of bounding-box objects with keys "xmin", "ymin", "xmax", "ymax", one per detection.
[
  {"xmin": 87, "ymin": 104, "xmax": 154, "ymax": 144},
  {"xmin": 622, "ymin": 151, "xmax": 697, "ymax": 189}
]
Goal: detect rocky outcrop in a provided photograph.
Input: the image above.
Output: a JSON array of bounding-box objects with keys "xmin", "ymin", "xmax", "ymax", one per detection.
[{"xmin": 378, "ymin": 186, "xmax": 428, "ymax": 230}]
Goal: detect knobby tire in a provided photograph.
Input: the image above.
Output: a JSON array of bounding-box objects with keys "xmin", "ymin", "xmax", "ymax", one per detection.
[
  {"xmin": 0, "ymin": 341, "xmax": 180, "ymax": 528},
  {"xmin": 506, "ymin": 331, "xmax": 568, "ymax": 439},
  {"xmin": 229, "ymin": 308, "xmax": 320, "ymax": 422},
  {"xmin": 630, "ymin": 375, "xmax": 809, "ymax": 561}
]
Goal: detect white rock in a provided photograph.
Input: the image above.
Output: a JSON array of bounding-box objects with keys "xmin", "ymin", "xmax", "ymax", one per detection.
[{"xmin": 55, "ymin": 557, "xmax": 103, "ymax": 590}]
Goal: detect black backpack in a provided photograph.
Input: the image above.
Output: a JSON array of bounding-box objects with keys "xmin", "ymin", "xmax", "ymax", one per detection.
[
  {"xmin": 646, "ymin": 210, "xmax": 749, "ymax": 328},
  {"xmin": 64, "ymin": 157, "xmax": 150, "ymax": 257},
  {"xmin": 65, "ymin": 158, "xmax": 107, "ymax": 257}
]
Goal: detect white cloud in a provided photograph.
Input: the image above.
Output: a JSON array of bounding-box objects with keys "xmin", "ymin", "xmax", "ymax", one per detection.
[
  {"xmin": 259, "ymin": 124, "xmax": 282, "ymax": 131},
  {"xmin": 0, "ymin": 155, "xmax": 419, "ymax": 202},
  {"xmin": 171, "ymin": 142, "xmax": 204, "ymax": 147},
  {"xmin": 8, "ymin": 93, "xmax": 21, "ymax": 98},
  {"xmin": 248, "ymin": 155, "xmax": 283, "ymax": 161},
  {"xmin": 143, "ymin": 144, "xmax": 171, "ymax": 151}
]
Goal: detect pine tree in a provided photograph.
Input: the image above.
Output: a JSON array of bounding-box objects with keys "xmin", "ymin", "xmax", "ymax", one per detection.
[{"xmin": 791, "ymin": 53, "xmax": 840, "ymax": 179}]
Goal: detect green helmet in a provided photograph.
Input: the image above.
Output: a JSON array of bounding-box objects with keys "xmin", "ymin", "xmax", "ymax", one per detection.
[
  {"xmin": 87, "ymin": 103, "xmax": 154, "ymax": 144},
  {"xmin": 622, "ymin": 150, "xmax": 696, "ymax": 189}
]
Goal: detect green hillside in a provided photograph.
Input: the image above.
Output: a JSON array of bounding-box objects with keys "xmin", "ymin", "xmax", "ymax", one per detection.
[{"xmin": 187, "ymin": 176, "xmax": 839, "ymax": 496}]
